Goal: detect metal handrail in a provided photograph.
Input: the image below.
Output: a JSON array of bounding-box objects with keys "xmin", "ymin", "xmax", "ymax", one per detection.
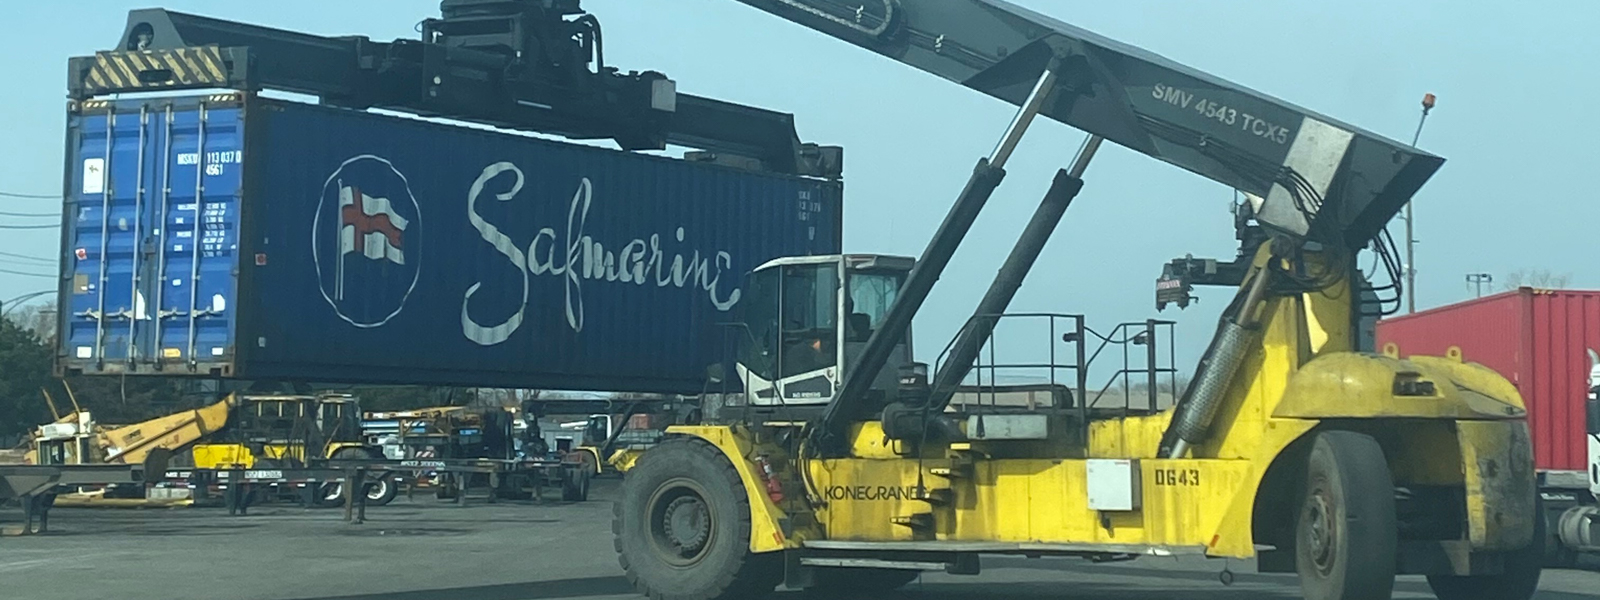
[{"xmin": 932, "ymin": 313, "xmax": 1180, "ymax": 436}]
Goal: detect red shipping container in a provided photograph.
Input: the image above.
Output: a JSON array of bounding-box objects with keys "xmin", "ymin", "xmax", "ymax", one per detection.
[
  {"xmin": 1376, "ymin": 288, "xmax": 1600, "ymax": 472},
  {"xmin": 627, "ymin": 413, "xmax": 657, "ymax": 431}
]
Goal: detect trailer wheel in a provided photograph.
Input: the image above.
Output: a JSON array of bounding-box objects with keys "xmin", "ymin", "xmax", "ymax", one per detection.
[
  {"xmin": 315, "ymin": 483, "xmax": 345, "ymax": 508},
  {"xmin": 804, "ymin": 568, "xmax": 920, "ymax": 596},
  {"xmin": 320, "ymin": 449, "xmax": 396, "ymax": 507},
  {"xmin": 364, "ymin": 475, "xmax": 398, "ymax": 506},
  {"xmin": 615, "ymin": 438, "xmax": 780, "ymax": 600},
  {"xmin": 1426, "ymin": 497, "xmax": 1543, "ymax": 600},
  {"xmin": 562, "ymin": 467, "xmax": 591, "ymax": 502},
  {"xmin": 1541, "ymin": 503, "xmax": 1577, "ymax": 568},
  {"xmin": 1295, "ymin": 431, "xmax": 1397, "ymax": 600}
]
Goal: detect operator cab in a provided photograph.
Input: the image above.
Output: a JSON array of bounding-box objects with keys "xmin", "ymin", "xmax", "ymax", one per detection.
[{"xmin": 733, "ymin": 254, "xmax": 914, "ymax": 407}]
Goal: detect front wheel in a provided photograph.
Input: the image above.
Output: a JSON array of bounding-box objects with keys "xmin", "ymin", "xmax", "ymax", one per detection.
[
  {"xmin": 1295, "ymin": 431, "xmax": 1398, "ymax": 600},
  {"xmin": 614, "ymin": 437, "xmax": 780, "ymax": 600}
]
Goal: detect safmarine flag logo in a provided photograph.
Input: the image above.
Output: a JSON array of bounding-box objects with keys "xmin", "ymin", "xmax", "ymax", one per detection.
[
  {"xmin": 338, "ymin": 185, "xmax": 408, "ymax": 267},
  {"xmin": 311, "ymin": 155, "xmax": 422, "ymax": 328}
]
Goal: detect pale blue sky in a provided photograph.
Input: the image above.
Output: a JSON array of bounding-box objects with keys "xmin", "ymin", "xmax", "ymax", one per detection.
[{"xmin": 2, "ymin": 1, "xmax": 1596, "ymax": 378}]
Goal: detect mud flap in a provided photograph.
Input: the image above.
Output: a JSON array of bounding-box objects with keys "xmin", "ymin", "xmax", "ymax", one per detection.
[{"xmin": 1458, "ymin": 420, "xmax": 1537, "ymax": 552}]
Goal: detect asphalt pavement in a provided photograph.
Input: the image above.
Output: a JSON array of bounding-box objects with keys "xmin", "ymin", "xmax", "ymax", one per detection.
[{"xmin": 2, "ymin": 479, "xmax": 1596, "ymax": 600}]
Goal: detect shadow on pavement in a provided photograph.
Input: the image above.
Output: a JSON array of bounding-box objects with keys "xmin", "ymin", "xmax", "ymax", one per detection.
[
  {"xmin": 218, "ymin": 557, "xmax": 1600, "ymax": 600},
  {"xmin": 283, "ymin": 576, "xmax": 632, "ymax": 600},
  {"xmin": 236, "ymin": 571, "xmax": 1600, "ymax": 600}
]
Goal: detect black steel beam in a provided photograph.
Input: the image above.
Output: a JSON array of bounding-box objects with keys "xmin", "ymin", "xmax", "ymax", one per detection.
[
  {"xmin": 73, "ymin": 7, "xmax": 839, "ymax": 178},
  {"xmin": 113, "ymin": 8, "xmax": 372, "ymax": 101}
]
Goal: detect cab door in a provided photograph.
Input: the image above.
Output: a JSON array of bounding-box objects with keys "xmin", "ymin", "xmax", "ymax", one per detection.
[{"xmin": 737, "ymin": 261, "xmax": 842, "ymax": 406}]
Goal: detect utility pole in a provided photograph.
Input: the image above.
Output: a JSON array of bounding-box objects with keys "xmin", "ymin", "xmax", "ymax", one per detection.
[{"xmin": 1405, "ymin": 93, "xmax": 1436, "ymax": 313}]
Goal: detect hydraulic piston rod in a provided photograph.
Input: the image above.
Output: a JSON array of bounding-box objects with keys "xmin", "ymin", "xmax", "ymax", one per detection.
[
  {"xmin": 817, "ymin": 60, "xmax": 1062, "ymax": 446},
  {"xmin": 928, "ymin": 135, "xmax": 1103, "ymax": 410}
]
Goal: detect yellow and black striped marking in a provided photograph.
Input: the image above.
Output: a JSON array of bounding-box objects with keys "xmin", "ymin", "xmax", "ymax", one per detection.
[{"xmin": 83, "ymin": 47, "xmax": 230, "ymax": 94}]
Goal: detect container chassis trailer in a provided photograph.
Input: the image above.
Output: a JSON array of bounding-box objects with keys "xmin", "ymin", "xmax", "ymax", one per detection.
[
  {"xmin": 0, "ymin": 464, "xmax": 140, "ymax": 534},
  {"xmin": 161, "ymin": 456, "xmax": 590, "ymax": 519}
]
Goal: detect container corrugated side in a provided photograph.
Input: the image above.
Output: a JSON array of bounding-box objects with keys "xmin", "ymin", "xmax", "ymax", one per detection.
[
  {"xmin": 58, "ymin": 94, "xmax": 842, "ymax": 394},
  {"xmin": 1376, "ymin": 288, "xmax": 1600, "ymax": 471}
]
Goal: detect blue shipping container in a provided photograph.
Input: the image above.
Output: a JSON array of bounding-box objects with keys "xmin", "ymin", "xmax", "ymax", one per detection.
[{"xmin": 58, "ymin": 94, "xmax": 841, "ymax": 393}]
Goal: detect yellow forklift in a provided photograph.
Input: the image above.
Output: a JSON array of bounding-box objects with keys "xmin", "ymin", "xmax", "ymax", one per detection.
[
  {"xmin": 611, "ymin": 3, "xmax": 1541, "ymax": 600},
  {"xmin": 26, "ymin": 385, "xmax": 233, "ymax": 478}
]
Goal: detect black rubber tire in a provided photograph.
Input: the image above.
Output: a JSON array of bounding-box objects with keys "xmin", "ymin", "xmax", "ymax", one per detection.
[
  {"xmin": 1295, "ymin": 430, "xmax": 1398, "ymax": 600},
  {"xmin": 318, "ymin": 448, "xmax": 395, "ymax": 507},
  {"xmin": 314, "ymin": 483, "xmax": 345, "ymax": 508},
  {"xmin": 1540, "ymin": 505, "xmax": 1577, "ymax": 569},
  {"xmin": 614, "ymin": 437, "xmax": 781, "ymax": 600},
  {"xmin": 364, "ymin": 475, "xmax": 399, "ymax": 506},
  {"xmin": 804, "ymin": 568, "xmax": 920, "ymax": 597},
  {"xmin": 1427, "ymin": 497, "xmax": 1544, "ymax": 600},
  {"xmin": 563, "ymin": 467, "xmax": 591, "ymax": 502}
]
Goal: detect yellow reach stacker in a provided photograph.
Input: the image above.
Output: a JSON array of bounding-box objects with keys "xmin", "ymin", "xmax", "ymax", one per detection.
[
  {"xmin": 608, "ymin": 3, "xmax": 1542, "ymax": 600},
  {"xmin": 63, "ymin": 1, "xmax": 1540, "ymax": 599}
]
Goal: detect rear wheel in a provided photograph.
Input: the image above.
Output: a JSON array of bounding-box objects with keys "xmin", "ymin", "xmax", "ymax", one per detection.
[
  {"xmin": 315, "ymin": 483, "xmax": 345, "ymax": 508},
  {"xmin": 614, "ymin": 437, "xmax": 780, "ymax": 600},
  {"xmin": 1427, "ymin": 498, "xmax": 1543, "ymax": 600},
  {"xmin": 1295, "ymin": 431, "xmax": 1398, "ymax": 600},
  {"xmin": 562, "ymin": 466, "xmax": 591, "ymax": 502},
  {"xmin": 363, "ymin": 474, "xmax": 398, "ymax": 506},
  {"xmin": 320, "ymin": 448, "xmax": 397, "ymax": 507},
  {"xmin": 1541, "ymin": 503, "xmax": 1578, "ymax": 568}
]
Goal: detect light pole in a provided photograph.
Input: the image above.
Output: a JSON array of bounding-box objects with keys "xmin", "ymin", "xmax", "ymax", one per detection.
[
  {"xmin": 1405, "ymin": 93, "xmax": 1436, "ymax": 314},
  {"xmin": 1466, "ymin": 273, "xmax": 1493, "ymax": 298}
]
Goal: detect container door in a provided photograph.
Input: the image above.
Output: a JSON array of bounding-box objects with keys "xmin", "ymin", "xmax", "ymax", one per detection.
[
  {"xmin": 61, "ymin": 100, "xmax": 242, "ymax": 373},
  {"xmin": 156, "ymin": 103, "xmax": 242, "ymax": 371},
  {"xmin": 62, "ymin": 105, "xmax": 159, "ymax": 368}
]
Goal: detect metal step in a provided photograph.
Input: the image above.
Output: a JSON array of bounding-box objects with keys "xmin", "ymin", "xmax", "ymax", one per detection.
[{"xmin": 802, "ymin": 539, "xmax": 1206, "ymax": 557}]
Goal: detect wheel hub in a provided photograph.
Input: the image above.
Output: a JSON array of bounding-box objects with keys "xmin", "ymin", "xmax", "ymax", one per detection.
[
  {"xmin": 661, "ymin": 496, "xmax": 711, "ymax": 556},
  {"xmin": 366, "ymin": 479, "xmax": 389, "ymax": 500},
  {"xmin": 1304, "ymin": 493, "xmax": 1336, "ymax": 574}
]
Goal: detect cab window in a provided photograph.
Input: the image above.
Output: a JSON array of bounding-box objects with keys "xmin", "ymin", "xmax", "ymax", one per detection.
[{"xmin": 779, "ymin": 263, "xmax": 839, "ymax": 378}]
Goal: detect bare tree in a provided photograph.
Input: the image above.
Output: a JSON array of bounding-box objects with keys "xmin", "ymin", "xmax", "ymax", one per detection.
[
  {"xmin": 1501, "ymin": 269, "xmax": 1571, "ymax": 291},
  {"xmin": 5, "ymin": 301, "xmax": 56, "ymax": 344}
]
